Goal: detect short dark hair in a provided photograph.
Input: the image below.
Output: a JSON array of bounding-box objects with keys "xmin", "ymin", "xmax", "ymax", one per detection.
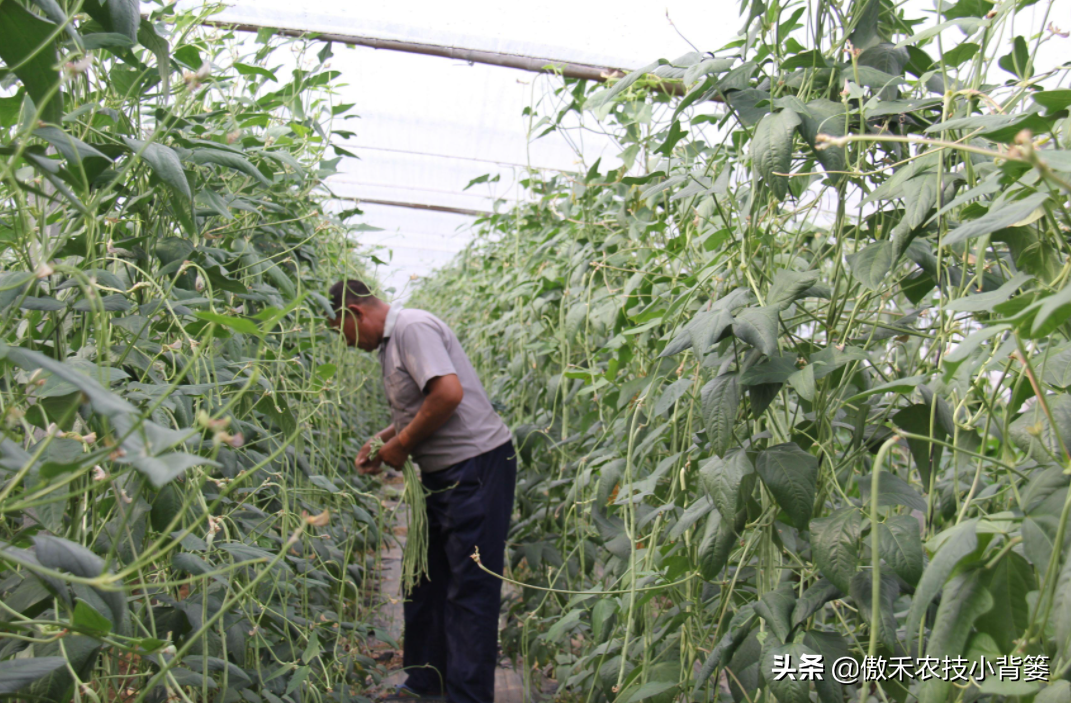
[{"xmin": 329, "ymin": 279, "xmax": 378, "ymax": 314}]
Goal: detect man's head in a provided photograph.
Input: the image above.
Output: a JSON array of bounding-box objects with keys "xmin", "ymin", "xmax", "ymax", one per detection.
[{"xmin": 328, "ymin": 279, "xmax": 388, "ymax": 351}]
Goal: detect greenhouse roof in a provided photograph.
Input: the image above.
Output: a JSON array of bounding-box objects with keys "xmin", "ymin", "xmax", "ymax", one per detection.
[
  {"xmin": 175, "ymin": 0, "xmax": 1065, "ymax": 297},
  {"xmin": 173, "ymin": 0, "xmax": 741, "ymax": 296}
]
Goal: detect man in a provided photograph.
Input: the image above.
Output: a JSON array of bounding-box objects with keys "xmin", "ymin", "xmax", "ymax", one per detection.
[{"xmin": 328, "ymin": 279, "xmax": 516, "ymax": 703}]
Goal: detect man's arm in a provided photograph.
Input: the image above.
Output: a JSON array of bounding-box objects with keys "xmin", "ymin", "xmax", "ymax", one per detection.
[{"xmin": 376, "ymin": 374, "xmax": 463, "ymax": 468}]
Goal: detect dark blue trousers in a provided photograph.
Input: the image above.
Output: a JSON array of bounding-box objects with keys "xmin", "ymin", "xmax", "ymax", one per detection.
[{"xmin": 403, "ymin": 441, "xmax": 517, "ymax": 703}]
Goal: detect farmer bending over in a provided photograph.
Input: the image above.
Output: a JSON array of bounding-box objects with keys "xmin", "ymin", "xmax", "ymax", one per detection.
[{"xmin": 328, "ymin": 279, "xmax": 516, "ymax": 703}]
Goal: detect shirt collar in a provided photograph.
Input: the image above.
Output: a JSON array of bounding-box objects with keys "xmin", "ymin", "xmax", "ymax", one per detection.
[{"xmin": 381, "ymin": 304, "xmax": 404, "ymax": 346}]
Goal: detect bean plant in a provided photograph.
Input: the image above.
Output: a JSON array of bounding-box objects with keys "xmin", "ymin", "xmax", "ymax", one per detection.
[
  {"xmin": 414, "ymin": 0, "xmax": 1071, "ymax": 700},
  {"xmin": 0, "ymin": 2, "xmax": 390, "ymax": 702}
]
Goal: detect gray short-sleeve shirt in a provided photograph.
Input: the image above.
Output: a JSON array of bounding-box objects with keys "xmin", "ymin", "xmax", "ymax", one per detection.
[{"xmin": 378, "ymin": 306, "xmax": 511, "ymax": 472}]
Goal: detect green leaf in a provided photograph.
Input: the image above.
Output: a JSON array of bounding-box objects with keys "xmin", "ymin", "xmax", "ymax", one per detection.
[
  {"xmin": 132, "ymin": 452, "xmax": 220, "ymax": 489},
  {"xmin": 693, "ymin": 606, "xmax": 756, "ymax": 694},
  {"xmin": 699, "ymin": 449, "xmax": 754, "ymax": 525},
  {"xmin": 733, "ymin": 306, "xmax": 780, "ymax": 356},
  {"xmin": 0, "ymin": 658, "xmax": 68, "ymax": 694},
  {"xmin": 917, "ymin": 571, "xmax": 994, "ymax": 703},
  {"xmin": 878, "ymin": 515, "xmax": 924, "ymax": 586},
  {"xmin": 942, "ymin": 192, "xmax": 1050, "ymax": 246},
  {"xmin": 846, "ymin": 241, "xmax": 893, "ymax": 291},
  {"xmin": 845, "ymin": 374, "xmax": 926, "ymax": 403},
  {"xmin": 760, "ymin": 642, "xmax": 814, "ymax": 703},
  {"xmin": 33, "ymin": 535, "xmax": 125, "ymax": 629},
  {"xmin": 1029, "ymin": 284, "xmax": 1071, "ymax": 337},
  {"xmin": 0, "ymin": 1, "xmax": 63, "ymax": 123},
  {"xmin": 906, "ymin": 519, "xmax": 979, "ymax": 648},
  {"xmin": 73, "ymin": 599, "xmax": 113, "ymax": 634},
  {"xmin": 1033, "ymin": 89, "xmax": 1071, "ymax": 115},
  {"xmin": 190, "ymin": 148, "xmax": 271, "ymax": 185},
  {"xmin": 34, "ymin": 126, "xmax": 109, "ymax": 165},
  {"xmin": 810, "ymin": 507, "xmax": 861, "ymax": 592},
  {"xmin": 137, "ymin": 20, "xmax": 171, "ymax": 98},
  {"xmin": 944, "ymin": 271, "xmax": 1032, "ymax": 312},
  {"xmin": 697, "ymin": 510, "xmax": 736, "ymax": 580},
  {"xmin": 998, "ymin": 35, "xmax": 1032, "ymax": 79},
  {"xmin": 81, "ymin": 0, "xmax": 139, "ymax": 43},
  {"xmin": 1009, "ymin": 394, "xmax": 1071, "ymax": 464},
  {"xmin": 754, "ymin": 583, "xmax": 797, "ymax": 643},
  {"xmin": 977, "ymin": 551, "xmax": 1035, "ymax": 653},
  {"xmin": 122, "ymin": 138, "xmax": 193, "ymax": 211},
  {"xmin": 653, "ymin": 377, "xmax": 692, "ymax": 417},
  {"xmin": 751, "ymin": 109, "xmax": 801, "ymax": 200},
  {"xmin": 689, "ymin": 308, "xmax": 733, "ymax": 355},
  {"xmin": 798, "ymin": 99, "xmax": 846, "ymax": 179},
  {"xmin": 756, "ymin": 442, "xmax": 818, "ymax": 530},
  {"xmin": 792, "ymin": 578, "xmax": 841, "ymax": 627},
  {"xmin": 849, "ymin": 571, "xmax": 900, "ymax": 650},
  {"xmin": 766, "ymin": 269, "xmax": 820, "ymax": 311},
  {"xmin": 234, "ymin": 62, "xmax": 278, "ymax": 80},
  {"xmin": 858, "ymin": 470, "xmax": 927, "ymax": 512},
  {"xmin": 194, "ymin": 311, "xmax": 263, "ymax": 337},
  {"xmin": 700, "ymin": 372, "xmax": 740, "ymax": 455}
]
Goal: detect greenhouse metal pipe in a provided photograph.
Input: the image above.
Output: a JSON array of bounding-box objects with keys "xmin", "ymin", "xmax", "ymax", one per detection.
[
  {"xmin": 335, "ymin": 197, "xmax": 492, "ymax": 217},
  {"xmin": 198, "ymin": 19, "xmax": 690, "ymax": 95}
]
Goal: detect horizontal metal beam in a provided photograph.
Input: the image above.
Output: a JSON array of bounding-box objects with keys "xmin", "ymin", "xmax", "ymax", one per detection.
[
  {"xmin": 332, "ymin": 196, "xmax": 492, "ymax": 218},
  {"xmin": 199, "ymin": 18, "xmax": 697, "ymax": 97}
]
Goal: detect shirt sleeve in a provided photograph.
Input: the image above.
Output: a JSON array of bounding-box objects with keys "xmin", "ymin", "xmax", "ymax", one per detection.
[{"xmin": 398, "ymin": 319, "xmax": 458, "ymax": 393}]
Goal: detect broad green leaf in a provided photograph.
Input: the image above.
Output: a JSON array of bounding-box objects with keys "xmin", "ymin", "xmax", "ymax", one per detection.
[
  {"xmin": 1029, "ymin": 283, "xmax": 1071, "ymax": 337},
  {"xmin": 1034, "ymin": 89, "xmax": 1071, "ymax": 114},
  {"xmin": 756, "ymin": 442, "xmax": 818, "ymax": 530},
  {"xmin": 732, "ymin": 306, "xmax": 779, "ymax": 357},
  {"xmin": 190, "ymin": 148, "xmax": 271, "ymax": 185},
  {"xmin": 81, "ymin": 0, "xmax": 139, "ymax": 43},
  {"xmin": 0, "ymin": 1, "xmax": 63, "ymax": 123},
  {"xmin": 906, "ymin": 519, "xmax": 979, "ymax": 648},
  {"xmin": 766, "ymin": 269, "xmax": 820, "ymax": 311},
  {"xmin": 858, "ymin": 470, "xmax": 927, "ymax": 512},
  {"xmin": 944, "ymin": 271, "xmax": 1032, "ymax": 312},
  {"xmin": 798, "ymin": 99, "xmax": 846, "ymax": 179},
  {"xmin": 845, "ymin": 374, "xmax": 926, "ymax": 403},
  {"xmin": 917, "ymin": 571, "xmax": 994, "ymax": 703},
  {"xmin": 693, "ymin": 605, "xmax": 756, "ymax": 694},
  {"xmin": 977, "ymin": 551, "xmax": 1036, "ymax": 653},
  {"xmin": 33, "ymin": 535, "xmax": 126, "ymax": 628},
  {"xmin": 697, "ymin": 510, "xmax": 735, "ymax": 580},
  {"xmin": 0, "ymin": 658, "xmax": 67, "ymax": 694},
  {"xmin": 846, "ymin": 241, "xmax": 893, "ymax": 291},
  {"xmin": 653, "ymin": 377, "xmax": 692, "ymax": 417},
  {"xmin": 751, "ymin": 109, "xmax": 801, "ymax": 200},
  {"xmin": 122, "ymin": 137, "xmax": 192, "ymax": 206},
  {"xmin": 849, "ymin": 571, "xmax": 900, "ymax": 650},
  {"xmin": 754, "ymin": 583, "xmax": 797, "ymax": 643},
  {"xmin": 194, "ymin": 311, "xmax": 263, "ymax": 336},
  {"xmin": 792, "ymin": 578, "xmax": 841, "ymax": 627},
  {"xmin": 760, "ymin": 642, "xmax": 814, "ymax": 703},
  {"xmin": 1009, "ymin": 394, "xmax": 1071, "ymax": 464},
  {"xmin": 810, "ymin": 507, "xmax": 861, "ymax": 592},
  {"xmin": 942, "ymin": 192, "xmax": 1050, "ymax": 246},
  {"xmin": 700, "ymin": 372, "xmax": 740, "ymax": 456},
  {"xmin": 700, "ymin": 448, "xmax": 754, "ymax": 527},
  {"xmin": 73, "ymin": 599, "xmax": 114, "ymax": 634},
  {"xmin": 878, "ymin": 515, "xmax": 924, "ymax": 585},
  {"xmin": 131, "ymin": 452, "xmax": 220, "ymax": 489},
  {"xmin": 689, "ymin": 308, "xmax": 733, "ymax": 355}
]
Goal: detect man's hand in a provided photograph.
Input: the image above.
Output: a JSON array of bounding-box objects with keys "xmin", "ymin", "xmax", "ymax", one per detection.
[
  {"xmin": 355, "ymin": 439, "xmax": 383, "ymax": 475},
  {"xmin": 375, "ymin": 435, "xmax": 410, "ymax": 470}
]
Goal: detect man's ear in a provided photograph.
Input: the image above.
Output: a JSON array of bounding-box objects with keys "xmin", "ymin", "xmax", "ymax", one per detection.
[{"xmin": 346, "ymin": 303, "xmax": 365, "ymax": 322}]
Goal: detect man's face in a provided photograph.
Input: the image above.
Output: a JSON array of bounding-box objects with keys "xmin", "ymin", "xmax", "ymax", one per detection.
[{"xmin": 328, "ymin": 304, "xmax": 378, "ymax": 351}]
